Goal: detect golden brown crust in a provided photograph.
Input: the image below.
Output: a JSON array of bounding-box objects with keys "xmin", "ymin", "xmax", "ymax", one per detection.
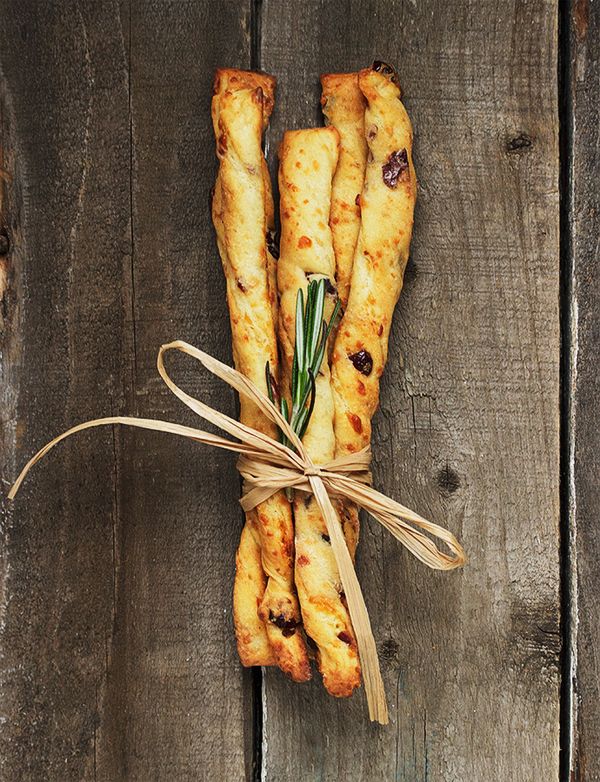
[
  {"xmin": 320, "ymin": 73, "xmax": 368, "ymax": 309},
  {"xmin": 320, "ymin": 71, "xmax": 368, "ymax": 558},
  {"xmin": 233, "ymin": 517, "xmax": 275, "ymax": 666},
  {"xmin": 331, "ymin": 65, "xmax": 416, "ymax": 471},
  {"xmin": 213, "ymin": 68, "xmax": 276, "ymax": 128},
  {"xmin": 278, "ymin": 127, "xmax": 361, "ymax": 697},
  {"xmin": 211, "ymin": 121, "xmax": 271, "ymax": 669},
  {"xmin": 212, "ymin": 71, "xmax": 310, "ymax": 681},
  {"xmin": 214, "ymin": 69, "xmax": 279, "ymax": 325}
]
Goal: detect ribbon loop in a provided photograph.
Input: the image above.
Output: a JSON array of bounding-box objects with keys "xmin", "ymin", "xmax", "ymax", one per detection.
[{"xmin": 8, "ymin": 339, "xmax": 466, "ymax": 725}]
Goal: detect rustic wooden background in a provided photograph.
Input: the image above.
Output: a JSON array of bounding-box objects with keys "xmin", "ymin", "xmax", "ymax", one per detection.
[{"xmin": 0, "ymin": 1, "xmax": 595, "ymax": 780}]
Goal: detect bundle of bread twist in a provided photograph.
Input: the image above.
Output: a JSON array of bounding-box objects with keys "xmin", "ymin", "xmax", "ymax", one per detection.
[{"xmin": 211, "ymin": 62, "xmax": 416, "ymax": 699}]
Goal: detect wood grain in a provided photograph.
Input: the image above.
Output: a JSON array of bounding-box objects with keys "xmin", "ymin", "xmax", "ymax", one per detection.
[
  {"xmin": 0, "ymin": 1, "xmax": 254, "ymax": 780},
  {"xmin": 260, "ymin": 1, "xmax": 561, "ymax": 779},
  {"xmin": 567, "ymin": 0, "xmax": 600, "ymax": 778},
  {"xmin": 0, "ymin": 1, "xmax": 569, "ymax": 780}
]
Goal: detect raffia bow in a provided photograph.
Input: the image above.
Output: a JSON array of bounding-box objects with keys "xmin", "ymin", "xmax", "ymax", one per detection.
[{"xmin": 8, "ymin": 340, "xmax": 466, "ymax": 725}]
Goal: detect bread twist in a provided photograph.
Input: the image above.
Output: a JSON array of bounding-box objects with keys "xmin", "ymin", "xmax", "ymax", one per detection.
[
  {"xmin": 212, "ymin": 69, "xmax": 310, "ymax": 681},
  {"xmin": 278, "ymin": 127, "xmax": 361, "ymax": 697},
  {"xmin": 330, "ymin": 66, "xmax": 417, "ymax": 554},
  {"xmin": 320, "ymin": 71, "xmax": 369, "ymax": 559},
  {"xmin": 320, "ymin": 72, "xmax": 367, "ymax": 310}
]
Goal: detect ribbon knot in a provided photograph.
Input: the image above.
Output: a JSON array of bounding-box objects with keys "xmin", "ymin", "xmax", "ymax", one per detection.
[
  {"xmin": 303, "ymin": 464, "xmax": 322, "ymax": 477},
  {"xmin": 8, "ymin": 339, "xmax": 465, "ymax": 726}
]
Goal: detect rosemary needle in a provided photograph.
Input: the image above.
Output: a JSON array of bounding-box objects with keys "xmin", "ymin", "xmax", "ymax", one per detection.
[{"xmin": 266, "ymin": 278, "xmax": 341, "ymax": 495}]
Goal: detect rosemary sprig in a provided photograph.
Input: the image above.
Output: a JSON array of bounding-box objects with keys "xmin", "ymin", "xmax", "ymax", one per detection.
[{"xmin": 266, "ymin": 278, "xmax": 341, "ymax": 458}]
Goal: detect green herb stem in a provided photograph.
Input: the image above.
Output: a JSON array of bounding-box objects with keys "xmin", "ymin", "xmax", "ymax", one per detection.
[{"xmin": 265, "ymin": 278, "xmax": 341, "ymax": 475}]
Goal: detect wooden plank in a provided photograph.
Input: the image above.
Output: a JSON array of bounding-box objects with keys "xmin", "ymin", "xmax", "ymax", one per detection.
[
  {"xmin": 259, "ymin": 1, "xmax": 561, "ymax": 779},
  {"xmin": 0, "ymin": 1, "xmax": 253, "ymax": 780},
  {"xmin": 0, "ymin": 3, "xmax": 132, "ymax": 779},
  {"xmin": 567, "ymin": 0, "xmax": 600, "ymax": 777}
]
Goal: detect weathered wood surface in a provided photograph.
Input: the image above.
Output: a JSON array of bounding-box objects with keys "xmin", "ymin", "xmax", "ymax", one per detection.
[
  {"xmin": 567, "ymin": 0, "xmax": 600, "ymax": 779},
  {"xmin": 0, "ymin": 1, "xmax": 254, "ymax": 780},
  {"xmin": 260, "ymin": 1, "xmax": 561, "ymax": 780},
  {"xmin": 0, "ymin": 0, "xmax": 574, "ymax": 780}
]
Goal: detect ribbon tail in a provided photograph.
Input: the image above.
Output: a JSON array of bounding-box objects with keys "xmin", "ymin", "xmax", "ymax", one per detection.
[
  {"xmin": 309, "ymin": 475, "xmax": 389, "ymax": 725},
  {"xmin": 331, "ymin": 476, "xmax": 466, "ymax": 570},
  {"xmin": 8, "ymin": 416, "xmax": 246, "ymax": 500}
]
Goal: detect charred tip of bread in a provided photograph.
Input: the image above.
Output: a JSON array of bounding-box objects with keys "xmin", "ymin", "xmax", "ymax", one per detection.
[{"xmin": 371, "ymin": 60, "xmax": 399, "ymax": 84}]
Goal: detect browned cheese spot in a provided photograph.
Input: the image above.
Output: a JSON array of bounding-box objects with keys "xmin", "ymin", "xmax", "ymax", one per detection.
[{"xmin": 347, "ymin": 412, "xmax": 363, "ymax": 434}]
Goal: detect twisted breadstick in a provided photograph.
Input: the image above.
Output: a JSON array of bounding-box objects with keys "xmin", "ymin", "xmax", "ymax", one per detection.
[
  {"xmin": 320, "ymin": 72, "xmax": 367, "ymax": 310},
  {"xmin": 212, "ymin": 69, "xmax": 310, "ymax": 681},
  {"xmin": 278, "ymin": 127, "xmax": 361, "ymax": 697},
  {"xmin": 331, "ymin": 65, "xmax": 417, "ymax": 538},
  {"xmin": 212, "ymin": 178, "xmax": 273, "ymax": 667},
  {"xmin": 320, "ymin": 71, "xmax": 368, "ymax": 559}
]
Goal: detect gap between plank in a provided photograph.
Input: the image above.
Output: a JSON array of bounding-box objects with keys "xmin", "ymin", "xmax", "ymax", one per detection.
[
  {"xmin": 558, "ymin": 1, "xmax": 576, "ymax": 779},
  {"xmin": 250, "ymin": 0, "xmax": 263, "ymax": 72}
]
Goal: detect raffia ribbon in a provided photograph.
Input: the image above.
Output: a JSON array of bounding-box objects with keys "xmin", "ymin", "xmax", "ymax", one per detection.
[{"xmin": 8, "ymin": 340, "xmax": 466, "ymax": 725}]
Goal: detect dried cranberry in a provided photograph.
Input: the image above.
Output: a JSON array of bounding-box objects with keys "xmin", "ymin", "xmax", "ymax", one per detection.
[
  {"xmin": 348, "ymin": 349, "xmax": 373, "ymax": 376},
  {"xmin": 372, "ymin": 61, "xmax": 398, "ymax": 84},
  {"xmin": 304, "ymin": 272, "xmax": 337, "ymax": 298},
  {"xmin": 266, "ymin": 229, "xmax": 280, "ymax": 260},
  {"xmin": 338, "ymin": 631, "xmax": 353, "ymax": 645},
  {"xmin": 382, "ymin": 149, "xmax": 409, "ymax": 189},
  {"xmin": 236, "ymin": 278, "xmax": 248, "ymax": 293},
  {"xmin": 269, "ymin": 611, "xmax": 297, "ymax": 637},
  {"xmin": 324, "ymin": 278, "xmax": 337, "ymax": 296},
  {"xmin": 321, "ymin": 533, "xmax": 331, "ymax": 544}
]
